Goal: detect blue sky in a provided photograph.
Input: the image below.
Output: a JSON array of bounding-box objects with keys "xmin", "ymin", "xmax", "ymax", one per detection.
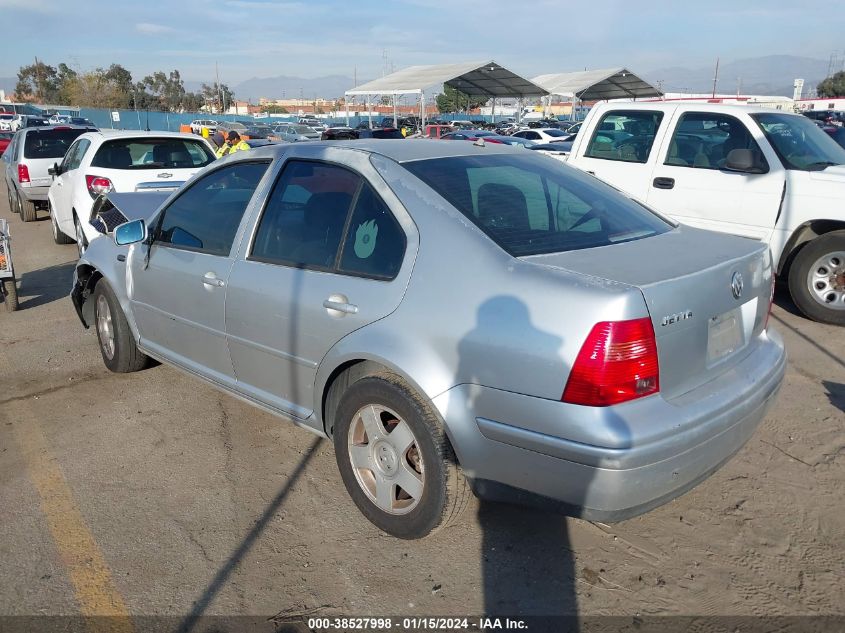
[{"xmin": 1, "ymin": 0, "xmax": 840, "ymax": 83}]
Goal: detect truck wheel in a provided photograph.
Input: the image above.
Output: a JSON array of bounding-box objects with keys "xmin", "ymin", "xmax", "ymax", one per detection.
[
  {"xmin": 50, "ymin": 204, "xmax": 74, "ymax": 244},
  {"xmin": 20, "ymin": 197, "xmax": 37, "ymax": 222},
  {"xmin": 2, "ymin": 278, "xmax": 18, "ymax": 312},
  {"xmin": 788, "ymin": 231, "xmax": 845, "ymax": 326},
  {"xmin": 333, "ymin": 374, "xmax": 469, "ymax": 539},
  {"xmin": 92, "ymin": 280, "xmax": 149, "ymax": 373}
]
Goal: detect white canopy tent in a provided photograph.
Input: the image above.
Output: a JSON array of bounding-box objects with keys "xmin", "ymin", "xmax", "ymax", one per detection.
[
  {"xmin": 531, "ymin": 68, "xmax": 662, "ymax": 119},
  {"xmin": 344, "ymin": 60, "xmax": 548, "ymax": 129}
]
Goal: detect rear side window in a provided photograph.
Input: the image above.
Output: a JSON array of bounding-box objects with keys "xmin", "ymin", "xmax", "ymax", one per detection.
[
  {"xmin": 584, "ymin": 110, "xmax": 664, "ymax": 163},
  {"xmin": 404, "ymin": 153, "xmax": 670, "ymax": 257},
  {"xmin": 251, "ymin": 160, "xmax": 406, "ymax": 279},
  {"xmin": 156, "ymin": 161, "xmax": 270, "ymax": 256},
  {"xmin": 251, "ymin": 161, "xmax": 360, "ymax": 270},
  {"xmin": 91, "ymin": 138, "xmax": 214, "ymax": 170},
  {"xmin": 666, "ymin": 112, "xmax": 765, "ymax": 170},
  {"xmin": 23, "ymin": 128, "xmax": 87, "ymax": 159}
]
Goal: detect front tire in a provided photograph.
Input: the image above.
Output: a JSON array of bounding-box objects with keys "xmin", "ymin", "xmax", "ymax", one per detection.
[
  {"xmin": 92, "ymin": 280, "xmax": 148, "ymax": 373},
  {"xmin": 333, "ymin": 374, "xmax": 469, "ymax": 539},
  {"xmin": 787, "ymin": 231, "xmax": 845, "ymax": 326},
  {"xmin": 20, "ymin": 197, "xmax": 37, "ymax": 222},
  {"xmin": 50, "ymin": 204, "xmax": 74, "ymax": 244}
]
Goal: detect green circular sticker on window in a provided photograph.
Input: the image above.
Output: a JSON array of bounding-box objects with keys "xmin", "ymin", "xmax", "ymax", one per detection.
[{"xmin": 354, "ymin": 220, "xmax": 378, "ymax": 258}]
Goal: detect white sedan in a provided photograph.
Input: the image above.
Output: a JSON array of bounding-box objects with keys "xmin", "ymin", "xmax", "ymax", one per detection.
[
  {"xmin": 47, "ymin": 130, "xmax": 215, "ymax": 255},
  {"xmin": 511, "ymin": 128, "xmax": 573, "ymax": 144}
]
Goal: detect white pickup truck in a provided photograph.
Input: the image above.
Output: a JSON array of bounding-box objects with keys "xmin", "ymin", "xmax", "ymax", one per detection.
[{"xmin": 567, "ymin": 102, "xmax": 845, "ymax": 325}]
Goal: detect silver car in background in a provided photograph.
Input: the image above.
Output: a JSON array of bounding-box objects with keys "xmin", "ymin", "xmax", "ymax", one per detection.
[{"xmin": 71, "ymin": 141, "xmax": 786, "ymax": 539}]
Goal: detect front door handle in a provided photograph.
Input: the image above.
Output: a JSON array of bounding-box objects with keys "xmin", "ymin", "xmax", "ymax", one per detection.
[
  {"xmin": 202, "ymin": 272, "xmax": 225, "ymax": 288},
  {"xmin": 652, "ymin": 177, "xmax": 675, "ymax": 190},
  {"xmin": 323, "ymin": 297, "xmax": 358, "ymax": 315}
]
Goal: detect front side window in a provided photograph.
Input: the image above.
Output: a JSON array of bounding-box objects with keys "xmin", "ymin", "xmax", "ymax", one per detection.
[
  {"xmin": 752, "ymin": 112, "xmax": 845, "ymax": 171},
  {"xmin": 665, "ymin": 112, "xmax": 766, "ymax": 170},
  {"xmin": 404, "ymin": 153, "xmax": 671, "ymax": 257},
  {"xmin": 156, "ymin": 161, "xmax": 270, "ymax": 256},
  {"xmin": 65, "ymin": 139, "xmax": 91, "ymax": 171},
  {"xmin": 584, "ymin": 110, "xmax": 664, "ymax": 163}
]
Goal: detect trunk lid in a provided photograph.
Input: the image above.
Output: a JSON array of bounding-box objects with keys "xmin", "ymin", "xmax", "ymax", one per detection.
[{"xmin": 522, "ymin": 225, "xmax": 773, "ymax": 400}]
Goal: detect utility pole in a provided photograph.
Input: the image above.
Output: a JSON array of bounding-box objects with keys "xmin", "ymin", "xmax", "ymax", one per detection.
[
  {"xmin": 215, "ymin": 62, "xmax": 222, "ymax": 114},
  {"xmin": 712, "ymin": 57, "xmax": 720, "ymax": 98}
]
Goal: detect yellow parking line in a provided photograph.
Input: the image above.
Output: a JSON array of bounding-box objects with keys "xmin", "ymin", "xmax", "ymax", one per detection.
[{"xmin": 1, "ymin": 354, "xmax": 133, "ymax": 632}]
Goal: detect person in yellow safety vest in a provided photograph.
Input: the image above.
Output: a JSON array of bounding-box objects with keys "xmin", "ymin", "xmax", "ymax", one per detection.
[{"xmin": 215, "ymin": 131, "xmax": 250, "ymax": 158}]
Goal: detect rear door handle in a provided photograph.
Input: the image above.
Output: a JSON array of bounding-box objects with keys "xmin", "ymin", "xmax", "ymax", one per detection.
[
  {"xmin": 652, "ymin": 177, "xmax": 675, "ymax": 190},
  {"xmin": 323, "ymin": 298, "xmax": 358, "ymax": 315},
  {"xmin": 202, "ymin": 272, "xmax": 225, "ymax": 288}
]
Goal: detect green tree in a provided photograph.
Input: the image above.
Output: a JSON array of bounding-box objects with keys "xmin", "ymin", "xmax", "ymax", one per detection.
[
  {"xmin": 436, "ymin": 84, "xmax": 486, "ymax": 114},
  {"xmin": 817, "ymin": 71, "xmax": 845, "ymax": 98},
  {"xmin": 104, "ymin": 64, "xmax": 134, "ymax": 108},
  {"xmin": 15, "ymin": 60, "xmax": 60, "ymax": 102},
  {"xmin": 264, "ymin": 104, "xmax": 289, "ymax": 114},
  {"xmin": 200, "ymin": 82, "xmax": 234, "ymax": 113}
]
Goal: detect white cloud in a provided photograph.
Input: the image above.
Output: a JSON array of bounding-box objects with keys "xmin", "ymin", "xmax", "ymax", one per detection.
[{"xmin": 136, "ymin": 22, "xmax": 176, "ymax": 35}]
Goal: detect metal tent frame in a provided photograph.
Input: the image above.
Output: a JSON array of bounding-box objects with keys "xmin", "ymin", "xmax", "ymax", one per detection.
[
  {"xmin": 531, "ymin": 68, "xmax": 663, "ymax": 120},
  {"xmin": 344, "ymin": 60, "xmax": 548, "ymax": 129}
]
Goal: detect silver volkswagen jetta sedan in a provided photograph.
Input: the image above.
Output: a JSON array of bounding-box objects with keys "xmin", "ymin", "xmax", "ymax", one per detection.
[{"xmin": 72, "ymin": 140, "xmax": 786, "ymax": 539}]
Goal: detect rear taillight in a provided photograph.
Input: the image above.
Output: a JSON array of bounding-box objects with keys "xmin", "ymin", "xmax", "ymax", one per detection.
[
  {"xmin": 85, "ymin": 175, "xmax": 113, "ymax": 198},
  {"xmin": 17, "ymin": 164, "xmax": 30, "ymax": 183},
  {"xmin": 562, "ymin": 317, "xmax": 660, "ymax": 407}
]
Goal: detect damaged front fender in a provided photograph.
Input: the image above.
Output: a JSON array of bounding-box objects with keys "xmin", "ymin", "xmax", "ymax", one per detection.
[{"xmin": 70, "ymin": 265, "xmax": 101, "ymax": 329}]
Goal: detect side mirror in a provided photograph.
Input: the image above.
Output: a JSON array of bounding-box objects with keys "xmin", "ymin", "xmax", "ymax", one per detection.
[
  {"xmin": 48, "ymin": 162, "xmax": 61, "ymax": 176},
  {"xmin": 724, "ymin": 149, "xmax": 768, "ymax": 174},
  {"xmin": 114, "ymin": 219, "xmax": 147, "ymax": 246}
]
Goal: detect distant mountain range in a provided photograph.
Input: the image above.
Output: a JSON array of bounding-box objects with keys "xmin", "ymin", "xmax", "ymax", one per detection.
[
  {"xmin": 0, "ymin": 55, "xmax": 836, "ymax": 103},
  {"xmin": 642, "ymin": 55, "xmax": 830, "ymax": 97}
]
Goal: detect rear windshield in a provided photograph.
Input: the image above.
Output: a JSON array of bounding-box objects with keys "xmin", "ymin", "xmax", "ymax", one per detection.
[
  {"xmin": 290, "ymin": 125, "xmax": 315, "ymax": 134},
  {"xmin": 23, "ymin": 128, "xmax": 87, "ymax": 159},
  {"xmin": 404, "ymin": 153, "xmax": 671, "ymax": 256},
  {"xmin": 370, "ymin": 129, "xmax": 404, "ymax": 139},
  {"xmin": 91, "ymin": 138, "xmax": 214, "ymax": 170}
]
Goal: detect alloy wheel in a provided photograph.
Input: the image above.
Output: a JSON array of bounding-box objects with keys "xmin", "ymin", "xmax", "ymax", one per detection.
[
  {"xmin": 347, "ymin": 404, "xmax": 425, "ymax": 515},
  {"xmin": 96, "ymin": 294, "xmax": 116, "ymax": 360}
]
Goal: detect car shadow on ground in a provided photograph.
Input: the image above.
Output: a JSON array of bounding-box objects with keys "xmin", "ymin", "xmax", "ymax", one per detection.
[
  {"xmin": 822, "ymin": 381, "xmax": 845, "ymax": 412},
  {"xmin": 17, "ymin": 261, "xmax": 77, "ymax": 310},
  {"xmin": 177, "ymin": 437, "xmax": 323, "ymax": 633}
]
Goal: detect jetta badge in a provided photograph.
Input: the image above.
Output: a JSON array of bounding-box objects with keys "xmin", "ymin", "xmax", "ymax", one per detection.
[
  {"xmin": 731, "ymin": 272, "xmax": 744, "ymax": 299},
  {"xmin": 157, "ymin": 172, "xmax": 173, "ymax": 178}
]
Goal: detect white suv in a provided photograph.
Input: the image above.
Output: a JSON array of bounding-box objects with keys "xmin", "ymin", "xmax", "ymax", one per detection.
[
  {"xmin": 190, "ymin": 119, "xmax": 219, "ymax": 135},
  {"xmin": 47, "ymin": 130, "xmax": 215, "ymax": 254}
]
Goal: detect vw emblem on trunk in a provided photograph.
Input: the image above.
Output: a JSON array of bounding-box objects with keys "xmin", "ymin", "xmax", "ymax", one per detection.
[
  {"xmin": 731, "ymin": 272, "xmax": 744, "ymax": 299},
  {"xmin": 157, "ymin": 172, "xmax": 173, "ymax": 178}
]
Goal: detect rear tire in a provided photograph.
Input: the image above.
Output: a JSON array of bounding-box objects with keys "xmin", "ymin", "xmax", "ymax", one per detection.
[
  {"xmin": 2, "ymin": 278, "xmax": 18, "ymax": 312},
  {"xmin": 50, "ymin": 204, "xmax": 74, "ymax": 244},
  {"xmin": 20, "ymin": 197, "xmax": 37, "ymax": 222},
  {"xmin": 6, "ymin": 188, "xmax": 15, "ymax": 215},
  {"xmin": 74, "ymin": 215, "xmax": 88, "ymax": 257},
  {"xmin": 92, "ymin": 280, "xmax": 148, "ymax": 373},
  {"xmin": 333, "ymin": 374, "xmax": 469, "ymax": 539},
  {"xmin": 787, "ymin": 231, "xmax": 845, "ymax": 326}
]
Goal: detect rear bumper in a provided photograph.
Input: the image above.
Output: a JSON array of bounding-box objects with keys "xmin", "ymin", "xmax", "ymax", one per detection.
[
  {"xmin": 432, "ymin": 329, "xmax": 786, "ymax": 521},
  {"xmin": 19, "ymin": 185, "xmax": 48, "ymax": 202}
]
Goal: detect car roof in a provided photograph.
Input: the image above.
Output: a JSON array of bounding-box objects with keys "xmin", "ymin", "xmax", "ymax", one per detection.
[
  {"xmin": 238, "ymin": 138, "xmax": 526, "ymax": 164},
  {"xmin": 597, "ymin": 101, "xmax": 794, "ymax": 116},
  {"xmin": 85, "ymin": 129, "xmax": 209, "ymax": 140}
]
